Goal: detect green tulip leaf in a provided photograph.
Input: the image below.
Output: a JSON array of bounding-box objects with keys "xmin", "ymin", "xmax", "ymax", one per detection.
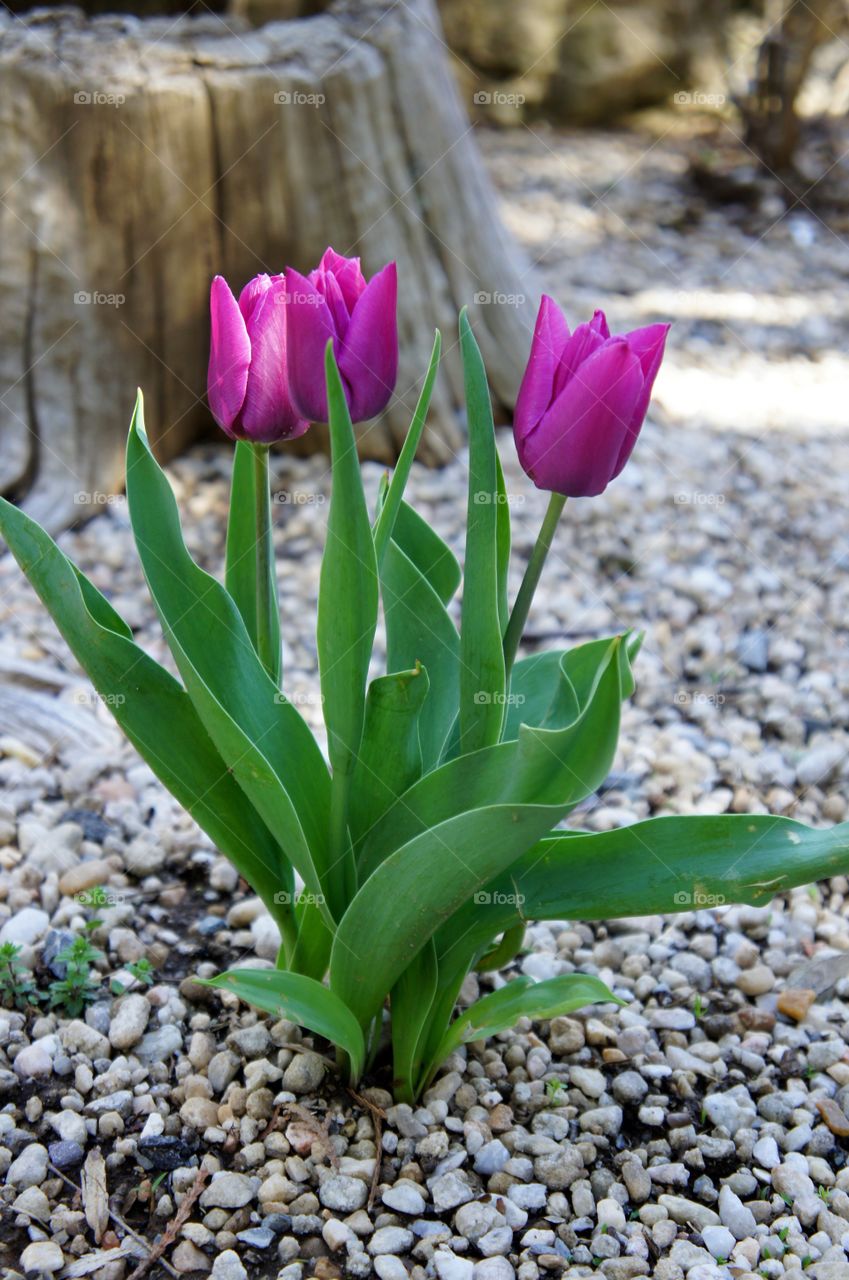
[
  {"xmin": 0, "ymin": 491, "xmax": 294, "ymax": 931},
  {"xmin": 428, "ymin": 972, "xmax": 622, "ymax": 1073},
  {"xmin": 124, "ymin": 393, "xmax": 334, "ymax": 918},
  {"xmin": 391, "ymin": 940, "xmax": 439, "ymax": 1104},
  {"xmin": 225, "ymin": 440, "xmax": 281, "ymax": 686},
  {"xmin": 332, "ymin": 636, "xmax": 628, "ymax": 1027},
  {"xmin": 205, "ymin": 968, "xmax": 365, "ymax": 1081},
  {"xmin": 350, "ymin": 664, "xmax": 430, "ymax": 848},
  {"xmin": 381, "ymin": 537, "xmax": 460, "ymax": 771},
  {"xmin": 458, "ymin": 308, "xmax": 506, "ymax": 752},
  {"xmin": 373, "ymin": 330, "xmax": 442, "ymax": 568}
]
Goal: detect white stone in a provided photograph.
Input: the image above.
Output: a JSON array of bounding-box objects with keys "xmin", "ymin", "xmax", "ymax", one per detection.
[
  {"xmin": 434, "ymin": 1253, "xmax": 475, "ymax": 1280},
  {"xmin": 211, "ymin": 1250, "xmax": 247, "ymax": 1280},
  {"xmin": 0, "ymin": 907, "xmax": 49, "ymax": 947},
  {"xmin": 21, "ymin": 1241, "xmax": 64, "ymax": 1274},
  {"xmin": 6, "ymin": 1143, "xmax": 49, "ymax": 1188},
  {"xmin": 109, "ymin": 993, "xmax": 150, "ymax": 1049}
]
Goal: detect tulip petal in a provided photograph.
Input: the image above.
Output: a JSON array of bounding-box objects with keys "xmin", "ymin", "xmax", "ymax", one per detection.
[
  {"xmin": 208, "ymin": 276, "xmax": 251, "ymax": 436},
  {"xmin": 612, "ymin": 322, "xmax": 671, "ymax": 475},
  {"xmin": 519, "ymin": 339, "xmax": 644, "ymax": 497},
  {"xmin": 285, "ymin": 267, "xmax": 337, "ymax": 422},
  {"xmin": 589, "ymin": 309, "xmax": 610, "ymax": 339},
  {"xmin": 238, "ymin": 277, "xmax": 309, "ymax": 442},
  {"xmin": 337, "ymin": 261, "xmax": 398, "ymax": 422},
  {"xmin": 514, "ymin": 295, "xmax": 571, "ymax": 440},
  {"xmin": 318, "ymin": 248, "xmax": 366, "ymax": 312},
  {"xmin": 238, "ymin": 273, "xmax": 275, "ymax": 327},
  {"xmin": 552, "ymin": 320, "xmax": 609, "ymax": 399}
]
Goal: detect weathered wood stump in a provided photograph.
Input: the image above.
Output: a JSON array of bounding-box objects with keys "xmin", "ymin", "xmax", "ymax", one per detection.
[{"xmin": 0, "ymin": 0, "xmax": 536, "ymax": 531}]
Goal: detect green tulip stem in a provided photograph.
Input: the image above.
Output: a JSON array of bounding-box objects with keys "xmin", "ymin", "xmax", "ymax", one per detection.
[
  {"xmin": 252, "ymin": 444, "xmax": 279, "ymax": 683},
  {"xmin": 503, "ymin": 491, "xmax": 567, "ymax": 678}
]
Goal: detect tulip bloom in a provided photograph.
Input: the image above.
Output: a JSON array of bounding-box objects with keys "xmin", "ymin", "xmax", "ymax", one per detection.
[
  {"xmin": 514, "ymin": 296, "xmax": 669, "ymax": 497},
  {"xmin": 208, "ymin": 273, "xmax": 309, "ymax": 443},
  {"xmin": 285, "ymin": 249, "xmax": 398, "ymax": 423}
]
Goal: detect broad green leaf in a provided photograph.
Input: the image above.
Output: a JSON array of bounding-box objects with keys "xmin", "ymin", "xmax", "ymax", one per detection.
[
  {"xmin": 373, "ymin": 330, "xmax": 442, "ymax": 568},
  {"xmin": 332, "ymin": 637, "xmax": 627, "ymax": 1026},
  {"xmin": 205, "ymin": 969, "xmax": 365, "ymax": 1080},
  {"xmin": 226, "ymin": 441, "xmax": 281, "ymax": 686},
  {"xmin": 359, "ymin": 636, "xmax": 629, "ymax": 881},
  {"xmin": 318, "ymin": 344, "xmax": 379, "ymax": 774},
  {"xmin": 495, "ymin": 452, "xmax": 511, "ymax": 635},
  {"xmin": 290, "ymin": 898, "xmax": 334, "ymax": 982},
  {"xmin": 0, "ymin": 494, "xmax": 294, "ymax": 931},
  {"xmin": 458, "ymin": 308, "xmax": 506, "ymax": 752},
  {"xmin": 476, "ymin": 923, "xmax": 526, "ymax": 972},
  {"xmin": 124, "ymin": 394, "xmax": 334, "ymax": 917},
  {"xmin": 392, "ymin": 501, "xmax": 461, "ymax": 607},
  {"xmin": 318, "ymin": 345, "xmax": 379, "ymax": 906},
  {"xmin": 349, "ymin": 665, "xmax": 430, "ymax": 848},
  {"xmin": 391, "ymin": 940, "xmax": 438, "ymax": 1104},
  {"xmin": 503, "ymin": 634, "xmax": 638, "ymax": 740},
  {"xmin": 439, "ymin": 814, "xmax": 849, "ymax": 968},
  {"xmin": 381, "ymin": 538, "xmax": 460, "ymax": 770},
  {"xmin": 428, "ymin": 973, "xmax": 621, "ymax": 1074}
]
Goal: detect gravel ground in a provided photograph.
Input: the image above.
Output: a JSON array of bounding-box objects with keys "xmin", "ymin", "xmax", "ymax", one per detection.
[{"xmin": 1, "ymin": 122, "xmax": 849, "ymax": 1280}]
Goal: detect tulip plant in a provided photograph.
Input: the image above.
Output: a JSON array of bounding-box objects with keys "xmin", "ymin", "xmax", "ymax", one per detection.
[{"xmin": 2, "ymin": 249, "xmax": 849, "ymax": 1103}]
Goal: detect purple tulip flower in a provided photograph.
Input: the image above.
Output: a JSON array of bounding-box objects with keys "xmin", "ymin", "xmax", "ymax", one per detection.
[
  {"xmin": 514, "ymin": 296, "xmax": 670, "ymax": 497},
  {"xmin": 285, "ymin": 248, "xmax": 398, "ymax": 423},
  {"xmin": 208, "ymin": 273, "xmax": 309, "ymax": 443}
]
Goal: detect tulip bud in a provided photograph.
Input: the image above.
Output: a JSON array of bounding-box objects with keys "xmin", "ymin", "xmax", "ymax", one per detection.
[
  {"xmin": 208, "ymin": 273, "xmax": 310, "ymax": 444},
  {"xmin": 285, "ymin": 248, "xmax": 398, "ymax": 424},
  {"xmin": 514, "ymin": 295, "xmax": 669, "ymax": 497}
]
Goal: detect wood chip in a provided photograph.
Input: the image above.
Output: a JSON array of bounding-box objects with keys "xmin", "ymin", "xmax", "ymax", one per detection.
[{"xmin": 81, "ymin": 1149, "xmax": 109, "ymax": 1245}]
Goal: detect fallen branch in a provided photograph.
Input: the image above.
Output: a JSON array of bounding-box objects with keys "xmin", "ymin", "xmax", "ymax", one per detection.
[
  {"xmin": 348, "ymin": 1089, "xmax": 387, "ymax": 1210},
  {"xmin": 125, "ymin": 1164, "xmax": 211, "ymax": 1280}
]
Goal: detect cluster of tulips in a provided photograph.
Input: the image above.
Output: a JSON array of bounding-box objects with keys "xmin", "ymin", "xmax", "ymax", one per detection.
[
  {"xmin": 208, "ymin": 247, "xmax": 669, "ymax": 499},
  {"xmin": 2, "ymin": 246, "xmax": 846, "ymax": 1102}
]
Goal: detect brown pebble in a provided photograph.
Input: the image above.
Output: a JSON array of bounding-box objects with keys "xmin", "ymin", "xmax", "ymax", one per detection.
[
  {"xmin": 314, "ymin": 1261, "xmax": 342, "ymax": 1280},
  {"xmin": 777, "ymin": 988, "xmax": 817, "ymax": 1022},
  {"xmin": 180, "ymin": 977, "xmax": 216, "ymax": 1005},
  {"xmin": 736, "ymin": 1007, "xmax": 776, "ymax": 1033},
  {"xmin": 488, "ymin": 1103, "xmax": 513, "ymax": 1133},
  {"xmin": 159, "ymin": 886, "xmax": 186, "ymax": 908},
  {"xmin": 58, "ymin": 859, "xmax": 114, "ymax": 897},
  {"xmin": 816, "ymin": 1097, "xmax": 849, "ymax": 1137},
  {"xmin": 602, "ymin": 1048, "xmax": 627, "ymax": 1064}
]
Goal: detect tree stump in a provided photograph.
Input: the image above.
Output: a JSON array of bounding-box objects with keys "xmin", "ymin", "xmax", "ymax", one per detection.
[{"xmin": 0, "ymin": 0, "xmax": 536, "ymax": 532}]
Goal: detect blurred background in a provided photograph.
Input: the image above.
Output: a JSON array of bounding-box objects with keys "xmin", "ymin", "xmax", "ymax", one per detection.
[{"xmin": 1, "ymin": 0, "xmax": 848, "ymax": 529}]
